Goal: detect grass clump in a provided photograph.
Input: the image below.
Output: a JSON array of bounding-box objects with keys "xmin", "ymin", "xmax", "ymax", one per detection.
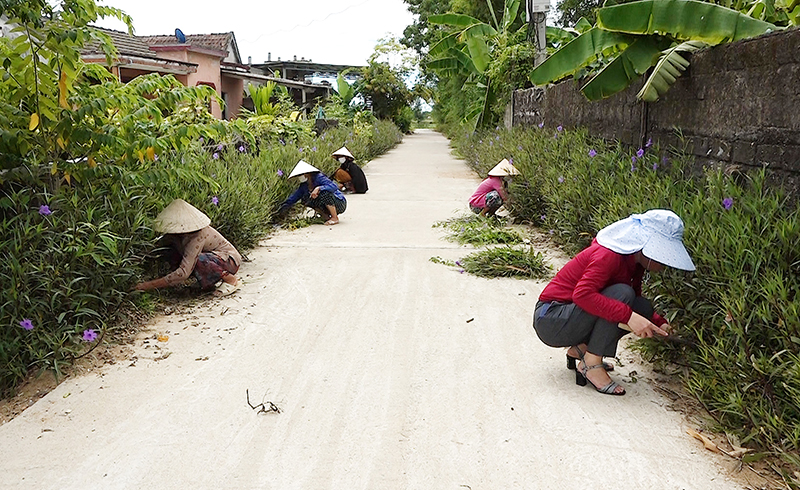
[
  {"xmin": 460, "ymin": 246, "xmax": 551, "ymax": 279},
  {"xmin": 433, "ymin": 214, "xmax": 523, "ymax": 246}
]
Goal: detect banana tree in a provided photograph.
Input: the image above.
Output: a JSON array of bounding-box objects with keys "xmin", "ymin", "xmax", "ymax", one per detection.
[
  {"xmin": 246, "ymin": 82, "xmax": 281, "ymax": 116},
  {"xmin": 529, "ymin": 0, "xmax": 780, "ymax": 102},
  {"xmin": 334, "ymin": 71, "xmax": 356, "ymax": 105},
  {"xmin": 426, "ymin": 0, "xmax": 522, "ymax": 129}
]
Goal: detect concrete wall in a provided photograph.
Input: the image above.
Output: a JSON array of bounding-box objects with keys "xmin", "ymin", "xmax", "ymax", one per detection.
[{"xmin": 511, "ymin": 27, "xmax": 800, "ymax": 191}]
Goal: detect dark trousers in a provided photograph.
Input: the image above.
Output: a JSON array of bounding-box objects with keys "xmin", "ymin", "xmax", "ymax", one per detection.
[{"xmin": 532, "ymin": 284, "xmax": 654, "ymax": 357}]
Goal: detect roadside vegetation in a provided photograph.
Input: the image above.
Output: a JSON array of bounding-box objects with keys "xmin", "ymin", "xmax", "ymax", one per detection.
[
  {"xmin": 0, "ymin": 0, "xmax": 402, "ymax": 397},
  {"xmin": 404, "ymin": 0, "xmax": 800, "ymax": 478},
  {"xmin": 452, "ymin": 124, "xmax": 800, "ymax": 481},
  {"xmin": 431, "ymin": 214, "xmax": 549, "ymax": 279}
]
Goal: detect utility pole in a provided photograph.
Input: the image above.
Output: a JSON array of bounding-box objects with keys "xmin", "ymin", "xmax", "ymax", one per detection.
[{"xmin": 526, "ymin": 0, "xmax": 551, "ymax": 67}]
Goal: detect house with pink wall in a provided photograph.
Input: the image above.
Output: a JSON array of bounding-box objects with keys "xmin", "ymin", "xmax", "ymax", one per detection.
[{"xmin": 82, "ymin": 29, "xmax": 333, "ymax": 119}]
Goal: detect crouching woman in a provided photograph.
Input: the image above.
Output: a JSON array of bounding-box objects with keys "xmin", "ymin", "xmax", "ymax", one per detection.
[
  {"xmin": 134, "ymin": 199, "xmax": 242, "ymax": 296},
  {"xmin": 533, "ymin": 209, "xmax": 695, "ymax": 396},
  {"xmin": 278, "ymin": 160, "xmax": 347, "ymax": 225}
]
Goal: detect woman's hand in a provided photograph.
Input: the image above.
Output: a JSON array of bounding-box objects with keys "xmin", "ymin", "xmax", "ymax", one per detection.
[
  {"xmin": 310, "ymin": 187, "xmax": 320, "ymax": 199},
  {"xmin": 626, "ymin": 312, "xmax": 668, "ymax": 338}
]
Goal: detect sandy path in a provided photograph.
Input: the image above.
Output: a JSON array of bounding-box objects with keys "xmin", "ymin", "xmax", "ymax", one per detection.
[{"xmin": 0, "ymin": 130, "xmax": 740, "ymax": 489}]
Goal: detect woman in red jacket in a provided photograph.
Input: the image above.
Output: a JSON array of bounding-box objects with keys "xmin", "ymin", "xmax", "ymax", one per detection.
[{"xmin": 533, "ymin": 210, "xmax": 695, "ymax": 395}]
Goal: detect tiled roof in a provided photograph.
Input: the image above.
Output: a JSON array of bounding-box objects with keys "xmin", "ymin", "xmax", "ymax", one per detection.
[
  {"xmin": 83, "ymin": 27, "xmax": 161, "ymax": 60},
  {"xmin": 140, "ymin": 32, "xmax": 233, "ymax": 53}
]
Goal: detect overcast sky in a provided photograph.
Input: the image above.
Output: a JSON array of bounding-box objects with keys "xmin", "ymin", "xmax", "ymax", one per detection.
[{"xmin": 95, "ymin": 0, "xmax": 417, "ymax": 66}]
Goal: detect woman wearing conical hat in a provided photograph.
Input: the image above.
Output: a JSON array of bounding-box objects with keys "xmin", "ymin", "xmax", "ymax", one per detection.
[
  {"xmin": 330, "ymin": 146, "xmax": 368, "ymax": 194},
  {"xmin": 468, "ymin": 159, "xmax": 520, "ymax": 217},
  {"xmin": 278, "ymin": 160, "xmax": 347, "ymax": 225},
  {"xmin": 134, "ymin": 199, "xmax": 242, "ymax": 296}
]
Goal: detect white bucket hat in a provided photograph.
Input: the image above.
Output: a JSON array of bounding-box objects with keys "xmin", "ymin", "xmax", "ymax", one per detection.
[
  {"xmin": 488, "ymin": 159, "xmax": 520, "ymax": 177},
  {"xmin": 288, "ymin": 160, "xmax": 320, "ymax": 178},
  {"xmin": 154, "ymin": 199, "xmax": 211, "ymax": 234},
  {"xmin": 332, "ymin": 146, "xmax": 354, "ymax": 159},
  {"xmin": 595, "ymin": 209, "xmax": 695, "ymax": 271}
]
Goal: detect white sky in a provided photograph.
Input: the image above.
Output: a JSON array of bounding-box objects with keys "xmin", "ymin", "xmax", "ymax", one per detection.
[{"xmin": 95, "ymin": 0, "xmax": 417, "ymax": 66}]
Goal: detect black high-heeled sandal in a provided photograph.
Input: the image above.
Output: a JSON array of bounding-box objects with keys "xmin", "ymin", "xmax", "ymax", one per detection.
[
  {"xmin": 567, "ymin": 347, "xmax": 613, "ymax": 372},
  {"xmin": 575, "ymin": 362, "xmax": 626, "ymax": 395}
]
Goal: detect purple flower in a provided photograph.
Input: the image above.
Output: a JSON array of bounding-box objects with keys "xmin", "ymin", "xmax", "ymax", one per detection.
[
  {"xmin": 19, "ymin": 319, "xmax": 34, "ymax": 331},
  {"xmin": 540, "ymin": 214, "xmax": 546, "ymax": 221},
  {"xmin": 631, "ymin": 155, "xmax": 637, "ymax": 164},
  {"xmin": 636, "ymin": 148, "xmax": 645, "ymax": 158},
  {"xmin": 199, "ymin": 137, "xmax": 205, "ymax": 143},
  {"xmin": 549, "ymin": 229, "xmax": 554, "ymax": 235},
  {"xmin": 517, "ymin": 145, "xmax": 523, "ymax": 151},
  {"xmin": 211, "ymin": 196, "xmax": 219, "ymax": 206},
  {"xmin": 662, "ymin": 155, "xmax": 669, "ymax": 164},
  {"xmin": 459, "ymin": 269, "xmax": 465, "ymax": 274},
  {"xmin": 311, "ymin": 146, "xmax": 317, "ymax": 152},
  {"xmin": 588, "ymin": 149, "xmax": 597, "ymax": 158},
  {"xmin": 82, "ymin": 329, "xmax": 98, "ymax": 342},
  {"xmin": 723, "ymin": 197, "xmax": 733, "ymax": 210},
  {"xmin": 279, "ymin": 139, "xmax": 286, "ymax": 146},
  {"xmin": 455, "ymin": 260, "xmax": 462, "ymax": 266},
  {"xmin": 495, "ymin": 135, "xmax": 500, "ymax": 141},
  {"xmin": 538, "ymin": 121, "xmax": 544, "ymax": 129},
  {"xmin": 238, "ymin": 146, "xmax": 245, "ymax": 152},
  {"xmin": 557, "ymin": 125, "xmax": 563, "ymax": 132},
  {"xmin": 217, "ymin": 144, "xmax": 224, "ymax": 151},
  {"xmin": 631, "ymin": 164, "xmax": 637, "ymax": 172},
  {"xmin": 154, "ymin": 154, "xmax": 159, "ymax": 161},
  {"xmin": 277, "ymin": 169, "xmax": 284, "ymax": 177},
  {"xmin": 298, "ymin": 147, "xmax": 304, "ymax": 153},
  {"xmin": 38, "ymin": 205, "xmax": 52, "ymax": 216},
  {"xmin": 558, "ymin": 176, "xmax": 564, "ymax": 183},
  {"xmin": 508, "ymin": 158, "xmax": 513, "ymax": 164},
  {"xmin": 212, "ymin": 153, "xmax": 219, "ymax": 160},
  {"xmin": 652, "ymin": 163, "xmax": 658, "ymax": 171},
  {"xmin": 645, "ymin": 137, "xmax": 653, "ymax": 148}
]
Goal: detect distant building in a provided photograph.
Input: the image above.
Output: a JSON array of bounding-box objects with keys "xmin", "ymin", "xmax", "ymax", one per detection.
[{"xmin": 82, "ymin": 28, "xmax": 347, "ymax": 119}]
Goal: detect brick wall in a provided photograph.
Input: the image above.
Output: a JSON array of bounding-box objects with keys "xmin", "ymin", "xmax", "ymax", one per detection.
[{"xmin": 511, "ymin": 27, "xmax": 800, "ymax": 191}]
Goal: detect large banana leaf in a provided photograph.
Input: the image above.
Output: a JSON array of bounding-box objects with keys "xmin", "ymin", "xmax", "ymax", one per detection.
[
  {"xmin": 596, "ymin": 0, "xmax": 780, "ymax": 45},
  {"xmin": 546, "ymin": 26, "xmax": 578, "ymax": 47},
  {"xmin": 464, "ymin": 25, "xmax": 491, "ymax": 72},
  {"xmin": 637, "ymin": 40, "xmax": 708, "ymax": 101},
  {"xmin": 580, "ymin": 36, "xmax": 671, "ymax": 100},
  {"xmin": 529, "ymin": 27, "xmax": 634, "ymax": 85},
  {"xmin": 502, "ymin": 0, "xmax": 521, "ymax": 31},
  {"xmin": 429, "ymin": 31, "xmax": 461, "ymax": 57}
]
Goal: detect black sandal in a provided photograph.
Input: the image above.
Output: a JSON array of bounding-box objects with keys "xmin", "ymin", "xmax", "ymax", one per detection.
[{"xmin": 567, "ymin": 346, "xmax": 613, "ymax": 372}]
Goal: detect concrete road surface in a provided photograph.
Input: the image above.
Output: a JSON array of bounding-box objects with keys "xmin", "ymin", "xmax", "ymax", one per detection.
[{"xmin": 0, "ymin": 130, "xmax": 741, "ymax": 489}]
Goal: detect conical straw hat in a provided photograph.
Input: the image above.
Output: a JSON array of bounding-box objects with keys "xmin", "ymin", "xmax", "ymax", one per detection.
[
  {"xmin": 488, "ymin": 158, "xmax": 520, "ymax": 176},
  {"xmin": 288, "ymin": 160, "xmax": 320, "ymax": 178},
  {"xmin": 154, "ymin": 199, "xmax": 211, "ymax": 234},
  {"xmin": 332, "ymin": 146, "xmax": 354, "ymax": 159}
]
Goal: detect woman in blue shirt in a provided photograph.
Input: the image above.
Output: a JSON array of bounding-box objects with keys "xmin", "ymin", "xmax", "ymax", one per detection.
[{"xmin": 278, "ymin": 160, "xmax": 347, "ymax": 225}]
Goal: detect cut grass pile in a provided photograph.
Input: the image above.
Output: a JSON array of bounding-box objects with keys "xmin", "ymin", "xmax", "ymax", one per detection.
[{"xmin": 433, "ymin": 214, "xmax": 523, "ymax": 246}]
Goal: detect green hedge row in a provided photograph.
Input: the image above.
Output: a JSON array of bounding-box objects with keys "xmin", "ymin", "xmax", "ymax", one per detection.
[
  {"xmin": 0, "ymin": 120, "xmax": 402, "ymax": 397},
  {"xmin": 452, "ymin": 125, "xmax": 800, "ymax": 467}
]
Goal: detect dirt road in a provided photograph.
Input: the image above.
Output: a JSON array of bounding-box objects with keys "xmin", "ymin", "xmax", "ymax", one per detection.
[{"xmin": 0, "ymin": 130, "xmax": 741, "ymax": 489}]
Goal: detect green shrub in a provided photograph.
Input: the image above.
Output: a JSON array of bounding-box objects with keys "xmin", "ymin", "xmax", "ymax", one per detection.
[
  {"xmin": 0, "ymin": 120, "xmax": 402, "ymax": 397},
  {"xmin": 452, "ymin": 125, "xmax": 800, "ymax": 465}
]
